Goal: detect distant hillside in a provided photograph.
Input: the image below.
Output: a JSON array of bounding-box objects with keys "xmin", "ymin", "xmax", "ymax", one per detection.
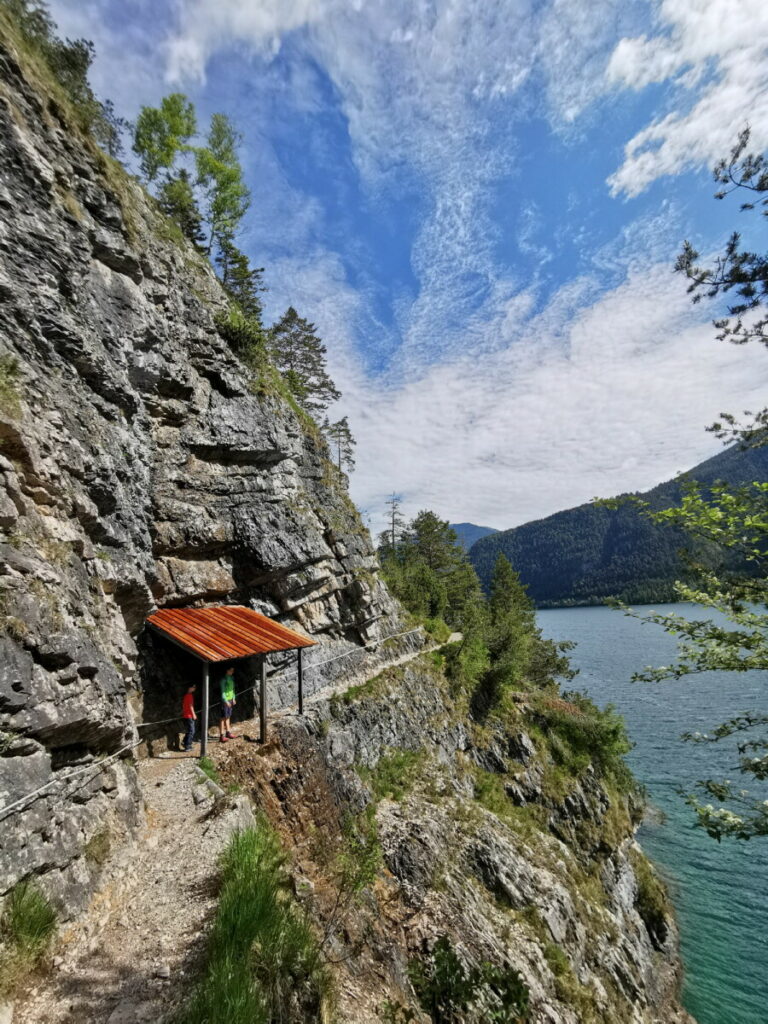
[
  {"xmin": 469, "ymin": 444, "xmax": 768, "ymax": 607},
  {"xmin": 450, "ymin": 522, "xmax": 499, "ymax": 550}
]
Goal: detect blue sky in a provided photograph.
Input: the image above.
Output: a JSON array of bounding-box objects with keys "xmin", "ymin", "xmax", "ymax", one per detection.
[{"xmin": 51, "ymin": 0, "xmax": 768, "ymax": 532}]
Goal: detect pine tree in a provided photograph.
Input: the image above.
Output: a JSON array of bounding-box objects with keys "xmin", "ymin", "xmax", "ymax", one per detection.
[
  {"xmin": 268, "ymin": 307, "xmax": 341, "ymax": 418},
  {"xmin": 92, "ymin": 98, "xmax": 128, "ymax": 158},
  {"xmin": 323, "ymin": 416, "xmax": 356, "ymax": 472},
  {"xmin": 409, "ymin": 511, "xmax": 463, "ymax": 574},
  {"xmin": 215, "ymin": 235, "xmax": 266, "ymax": 322},
  {"xmin": 385, "ymin": 493, "xmax": 405, "ymax": 554},
  {"xmin": 487, "ymin": 554, "xmax": 536, "ymax": 681},
  {"xmin": 157, "ymin": 169, "xmax": 205, "ymax": 248}
]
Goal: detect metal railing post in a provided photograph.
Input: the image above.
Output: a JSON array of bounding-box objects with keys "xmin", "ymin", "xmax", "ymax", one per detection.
[
  {"xmin": 298, "ymin": 647, "xmax": 304, "ymax": 715},
  {"xmin": 259, "ymin": 655, "xmax": 267, "ymax": 743},
  {"xmin": 201, "ymin": 661, "xmax": 209, "ymax": 757}
]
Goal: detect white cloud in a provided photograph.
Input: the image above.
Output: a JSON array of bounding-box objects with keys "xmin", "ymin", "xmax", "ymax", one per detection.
[
  {"xmin": 606, "ymin": 0, "xmax": 768, "ymax": 195},
  {"xmin": 343, "ymin": 264, "xmax": 768, "ymax": 532},
  {"xmin": 164, "ymin": 0, "xmax": 340, "ymax": 83},
  {"xmin": 536, "ymin": 0, "xmax": 639, "ymax": 127},
  {"xmin": 49, "ymin": 0, "xmax": 169, "ymax": 114}
]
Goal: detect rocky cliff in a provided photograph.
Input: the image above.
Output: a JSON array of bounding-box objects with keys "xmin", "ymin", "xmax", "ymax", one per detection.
[
  {"xmin": 217, "ymin": 656, "xmax": 694, "ymax": 1024},
  {"xmin": 0, "ymin": 25, "xmax": 414, "ymax": 915}
]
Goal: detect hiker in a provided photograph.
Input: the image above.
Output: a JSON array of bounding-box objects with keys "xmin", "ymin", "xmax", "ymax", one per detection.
[
  {"xmin": 182, "ymin": 683, "xmax": 197, "ymax": 752},
  {"xmin": 219, "ymin": 666, "xmax": 236, "ymax": 743}
]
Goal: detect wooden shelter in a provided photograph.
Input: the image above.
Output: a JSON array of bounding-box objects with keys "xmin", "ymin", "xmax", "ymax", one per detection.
[{"xmin": 146, "ymin": 606, "xmax": 316, "ymax": 755}]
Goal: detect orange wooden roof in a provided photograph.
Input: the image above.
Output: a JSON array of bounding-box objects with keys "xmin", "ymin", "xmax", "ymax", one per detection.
[{"xmin": 146, "ymin": 605, "xmax": 316, "ymax": 662}]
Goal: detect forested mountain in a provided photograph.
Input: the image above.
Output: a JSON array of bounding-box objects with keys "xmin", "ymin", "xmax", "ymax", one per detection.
[
  {"xmin": 470, "ymin": 444, "xmax": 768, "ymax": 606},
  {"xmin": 450, "ymin": 522, "xmax": 498, "ymax": 550}
]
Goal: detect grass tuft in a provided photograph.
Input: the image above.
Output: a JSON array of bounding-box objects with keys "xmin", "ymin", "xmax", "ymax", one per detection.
[
  {"xmin": 0, "ymin": 880, "xmax": 56, "ymax": 997},
  {"xmin": 357, "ymin": 749, "xmax": 425, "ymax": 803},
  {"xmin": 197, "ymin": 756, "xmax": 220, "ymax": 785},
  {"xmin": 175, "ymin": 823, "xmax": 333, "ymax": 1024}
]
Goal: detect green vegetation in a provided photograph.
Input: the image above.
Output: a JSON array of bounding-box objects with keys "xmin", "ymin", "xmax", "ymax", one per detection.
[
  {"xmin": 1, "ymin": 0, "xmax": 126, "ymax": 151},
  {"xmin": 176, "ymin": 825, "xmax": 333, "ymax": 1024},
  {"xmin": 379, "ymin": 509, "xmax": 574, "ymax": 713},
  {"xmin": 336, "ymin": 808, "xmax": 382, "ymax": 899},
  {"xmin": 423, "ymin": 617, "xmax": 452, "ymax": 643},
  {"xmin": 469, "ymin": 765, "xmax": 546, "ymax": 837},
  {"xmin": 531, "ymin": 691, "xmax": 633, "ymax": 792},
  {"xmin": 197, "ymin": 755, "xmax": 221, "ymax": 785},
  {"xmin": 469, "ymin": 442, "xmax": 767, "ymax": 607},
  {"xmin": 267, "ymin": 306, "xmax": 342, "ymax": 424},
  {"xmin": 195, "ymin": 112, "xmax": 250, "ymax": 257},
  {"xmin": 323, "ymin": 414, "xmax": 356, "ymax": 473},
  {"xmin": 132, "ymin": 96, "xmax": 356, "ymax": 471},
  {"xmin": 157, "ymin": 168, "xmax": 205, "ymax": 248},
  {"xmin": 629, "ymin": 848, "xmax": 669, "ymax": 949},
  {"xmin": 357, "ymin": 748, "xmax": 426, "ymax": 802},
  {"xmin": 543, "ymin": 943, "xmax": 569, "ymax": 978},
  {"xmin": 329, "ymin": 663, "xmax": 405, "ymax": 710},
  {"xmin": 0, "ymin": 880, "xmax": 57, "ymax": 997},
  {"xmin": 408, "ymin": 935, "xmax": 530, "ymax": 1023},
  {"xmin": 675, "ymin": 125, "xmax": 768, "ymax": 430},
  {"xmin": 542, "ymin": 942, "xmax": 598, "ymax": 1018},
  {"xmin": 214, "ymin": 305, "xmax": 268, "ymax": 366},
  {"xmin": 133, "ymin": 92, "xmax": 196, "ymax": 181},
  {"xmin": 380, "ymin": 509, "xmax": 483, "ymax": 626},
  {"xmin": 3, "ymin": 1, "xmax": 360, "ymax": 530},
  {"xmin": 377, "ymin": 504, "xmax": 631, "ymax": 807}
]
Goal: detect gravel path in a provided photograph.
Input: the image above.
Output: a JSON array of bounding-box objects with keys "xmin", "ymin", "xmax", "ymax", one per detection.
[
  {"xmin": 15, "ymin": 757, "xmax": 252, "ymax": 1024},
  {"xmin": 12, "ymin": 638, "xmax": 461, "ymax": 1024}
]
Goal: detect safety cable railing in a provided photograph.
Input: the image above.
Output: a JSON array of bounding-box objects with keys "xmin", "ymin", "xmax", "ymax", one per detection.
[{"xmin": 0, "ymin": 627, "xmax": 427, "ymax": 821}]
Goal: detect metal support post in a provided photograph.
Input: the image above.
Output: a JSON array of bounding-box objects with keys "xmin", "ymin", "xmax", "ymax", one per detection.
[
  {"xmin": 297, "ymin": 647, "xmax": 304, "ymax": 716},
  {"xmin": 200, "ymin": 661, "xmax": 209, "ymax": 757},
  {"xmin": 259, "ymin": 655, "xmax": 267, "ymax": 743}
]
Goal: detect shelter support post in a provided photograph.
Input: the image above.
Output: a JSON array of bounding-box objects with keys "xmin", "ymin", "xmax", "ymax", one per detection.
[
  {"xmin": 201, "ymin": 661, "xmax": 209, "ymax": 757},
  {"xmin": 298, "ymin": 647, "xmax": 304, "ymax": 716},
  {"xmin": 259, "ymin": 656, "xmax": 267, "ymax": 743}
]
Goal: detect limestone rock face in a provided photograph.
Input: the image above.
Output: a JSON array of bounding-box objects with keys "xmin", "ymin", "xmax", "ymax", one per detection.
[
  {"xmin": 236, "ymin": 660, "xmax": 696, "ymax": 1024},
  {"xmin": 0, "ymin": 36, "xmax": 407, "ymax": 912}
]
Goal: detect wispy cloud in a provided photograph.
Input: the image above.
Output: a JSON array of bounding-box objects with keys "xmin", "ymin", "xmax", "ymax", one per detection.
[
  {"xmin": 606, "ymin": 0, "xmax": 768, "ymax": 195},
  {"xmin": 343, "ymin": 263, "xmax": 767, "ymax": 530}
]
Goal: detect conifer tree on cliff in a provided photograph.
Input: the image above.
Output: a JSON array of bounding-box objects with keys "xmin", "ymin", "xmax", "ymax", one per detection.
[
  {"xmin": 216, "ymin": 235, "xmax": 266, "ymax": 323},
  {"xmin": 268, "ymin": 307, "xmax": 341, "ymax": 418},
  {"xmin": 323, "ymin": 415, "xmax": 356, "ymax": 473},
  {"xmin": 487, "ymin": 554, "xmax": 536, "ymax": 677},
  {"xmin": 157, "ymin": 169, "xmax": 206, "ymax": 249}
]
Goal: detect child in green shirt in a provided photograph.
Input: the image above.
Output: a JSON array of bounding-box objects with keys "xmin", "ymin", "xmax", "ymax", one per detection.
[{"xmin": 220, "ymin": 666, "xmax": 236, "ymax": 742}]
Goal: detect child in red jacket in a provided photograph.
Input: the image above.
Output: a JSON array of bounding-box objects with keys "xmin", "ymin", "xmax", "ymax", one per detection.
[{"xmin": 182, "ymin": 683, "xmax": 197, "ymax": 752}]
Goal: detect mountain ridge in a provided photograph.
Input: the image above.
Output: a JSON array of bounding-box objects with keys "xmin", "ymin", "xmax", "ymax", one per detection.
[
  {"xmin": 449, "ymin": 521, "xmax": 498, "ymax": 550},
  {"xmin": 469, "ymin": 443, "xmax": 768, "ymax": 606}
]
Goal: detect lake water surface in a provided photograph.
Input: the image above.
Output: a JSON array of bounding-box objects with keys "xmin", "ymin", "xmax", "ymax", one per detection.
[{"xmin": 538, "ymin": 605, "xmax": 767, "ymax": 1024}]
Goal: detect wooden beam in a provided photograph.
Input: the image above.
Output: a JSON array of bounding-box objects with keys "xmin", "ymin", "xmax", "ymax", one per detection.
[
  {"xmin": 200, "ymin": 661, "xmax": 209, "ymax": 757},
  {"xmin": 298, "ymin": 647, "xmax": 304, "ymax": 716},
  {"xmin": 259, "ymin": 655, "xmax": 267, "ymax": 743}
]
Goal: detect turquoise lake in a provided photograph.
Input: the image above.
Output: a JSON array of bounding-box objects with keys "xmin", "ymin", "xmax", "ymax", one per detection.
[{"xmin": 538, "ymin": 605, "xmax": 767, "ymax": 1024}]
